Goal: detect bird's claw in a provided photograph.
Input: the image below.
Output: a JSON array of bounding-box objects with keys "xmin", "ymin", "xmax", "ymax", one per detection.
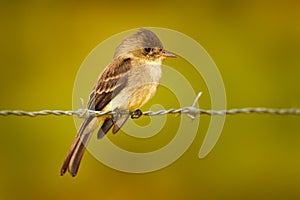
[{"xmin": 131, "ymin": 109, "xmax": 143, "ymax": 119}]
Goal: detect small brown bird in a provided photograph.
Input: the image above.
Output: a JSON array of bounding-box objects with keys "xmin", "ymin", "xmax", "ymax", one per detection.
[{"xmin": 60, "ymin": 28, "xmax": 176, "ymax": 177}]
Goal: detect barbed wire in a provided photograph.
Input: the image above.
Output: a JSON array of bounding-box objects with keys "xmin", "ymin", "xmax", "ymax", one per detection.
[
  {"xmin": 0, "ymin": 107, "xmax": 299, "ymax": 119},
  {"xmin": 0, "ymin": 93, "xmax": 299, "ymax": 119}
]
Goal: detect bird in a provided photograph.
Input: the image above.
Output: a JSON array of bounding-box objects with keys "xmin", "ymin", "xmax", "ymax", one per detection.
[{"xmin": 60, "ymin": 28, "xmax": 176, "ymax": 177}]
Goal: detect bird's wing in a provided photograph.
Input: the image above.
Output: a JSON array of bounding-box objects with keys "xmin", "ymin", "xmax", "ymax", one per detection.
[
  {"xmin": 87, "ymin": 57, "xmax": 132, "ymax": 111},
  {"xmin": 87, "ymin": 57, "xmax": 133, "ymax": 138}
]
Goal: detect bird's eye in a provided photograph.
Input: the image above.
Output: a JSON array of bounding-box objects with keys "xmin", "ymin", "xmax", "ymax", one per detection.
[{"xmin": 144, "ymin": 48, "xmax": 151, "ymax": 53}]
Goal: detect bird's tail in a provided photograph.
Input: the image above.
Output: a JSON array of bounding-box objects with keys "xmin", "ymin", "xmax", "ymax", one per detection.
[
  {"xmin": 60, "ymin": 117, "xmax": 98, "ymax": 177},
  {"xmin": 60, "ymin": 114, "xmax": 128, "ymax": 176}
]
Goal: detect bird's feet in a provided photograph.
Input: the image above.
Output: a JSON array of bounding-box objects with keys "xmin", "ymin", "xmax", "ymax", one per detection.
[{"xmin": 131, "ymin": 109, "xmax": 143, "ymax": 119}]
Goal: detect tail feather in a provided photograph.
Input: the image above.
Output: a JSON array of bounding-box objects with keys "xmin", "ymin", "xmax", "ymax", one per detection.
[
  {"xmin": 60, "ymin": 135, "xmax": 80, "ymax": 176},
  {"xmin": 61, "ymin": 113, "xmax": 129, "ymax": 176},
  {"xmin": 60, "ymin": 130, "xmax": 93, "ymax": 177},
  {"xmin": 112, "ymin": 115, "xmax": 129, "ymax": 134},
  {"xmin": 60, "ymin": 117, "xmax": 97, "ymax": 177},
  {"xmin": 97, "ymin": 118, "xmax": 114, "ymax": 139},
  {"xmin": 68, "ymin": 132, "xmax": 92, "ymax": 176}
]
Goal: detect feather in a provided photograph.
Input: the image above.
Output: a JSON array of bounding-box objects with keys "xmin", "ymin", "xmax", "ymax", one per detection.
[
  {"xmin": 97, "ymin": 118, "xmax": 114, "ymax": 139},
  {"xmin": 112, "ymin": 115, "xmax": 129, "ymax": 134}
]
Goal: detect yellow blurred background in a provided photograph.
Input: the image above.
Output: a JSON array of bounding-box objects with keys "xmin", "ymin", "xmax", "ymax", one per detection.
[{"xmin": 0, "ymin": 0, "xmax": 300, "ymax": 199}]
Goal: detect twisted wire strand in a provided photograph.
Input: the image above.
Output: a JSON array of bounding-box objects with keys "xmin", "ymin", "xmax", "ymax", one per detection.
[
  {"xmin": 2, "ymin": 93, "xmax": 298, "ymax": 118},
  {"xmin": 0, "ymin": 107, "xmax": 299, "ymax": 118}
]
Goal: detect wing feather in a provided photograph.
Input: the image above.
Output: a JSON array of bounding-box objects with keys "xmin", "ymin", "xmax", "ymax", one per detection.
[{"xmin": 88, "ymin": 57, "xmax": 132, "ymax": 111}]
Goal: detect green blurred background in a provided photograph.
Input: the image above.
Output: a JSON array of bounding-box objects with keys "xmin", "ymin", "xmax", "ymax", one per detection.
[{"xmin": 0, "ymin": 0, "xmax": 300, "ymax": 199}]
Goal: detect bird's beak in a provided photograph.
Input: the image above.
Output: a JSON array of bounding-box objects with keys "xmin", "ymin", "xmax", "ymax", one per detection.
[{"xmin": 160, "ymin": 50, "xmax": 176, "ymax": 58}]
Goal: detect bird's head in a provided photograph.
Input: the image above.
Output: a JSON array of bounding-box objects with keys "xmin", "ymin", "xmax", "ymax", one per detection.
[{"xmin": 114, "ymin": 29, "xmax": 176, "ymax": 62}]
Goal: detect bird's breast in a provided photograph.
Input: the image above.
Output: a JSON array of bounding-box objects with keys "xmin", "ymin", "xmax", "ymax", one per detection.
[
  {"xmin": 128, "ymin": 60, "xmax": 162, "ymax": 85},
  {"xmin": 144, "ymin": 61, "xmax": 162, "ymax": 83},
  {"xmin": 104, "ymin": 61, "xmax": 162, "ymax": 111},
  {"xmin": 127, "ymin": 62, "xmax": 162, "ymax": 110}
]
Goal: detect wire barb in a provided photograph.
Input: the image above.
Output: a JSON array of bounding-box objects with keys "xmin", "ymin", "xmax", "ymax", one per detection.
[{"xmin": 187, "ymin": 92, "xmax": 202, "ymax": 120}]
